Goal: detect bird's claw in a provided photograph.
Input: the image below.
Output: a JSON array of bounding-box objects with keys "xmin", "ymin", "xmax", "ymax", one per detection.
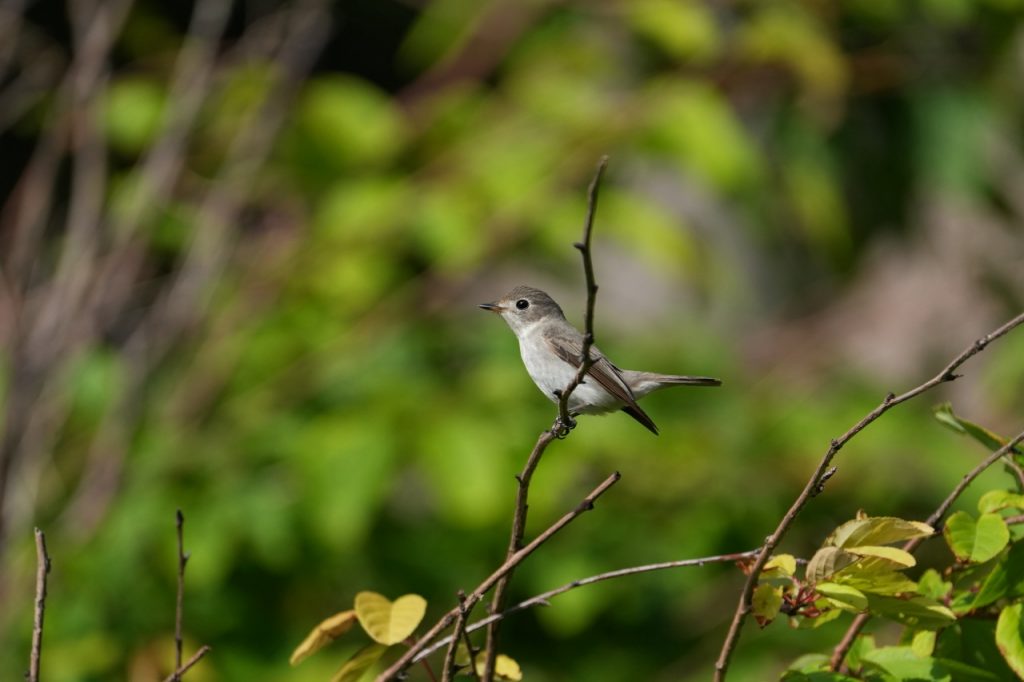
[{"xmin": 553, "ymin": 414, "xmax": 577, "ymax": 438}]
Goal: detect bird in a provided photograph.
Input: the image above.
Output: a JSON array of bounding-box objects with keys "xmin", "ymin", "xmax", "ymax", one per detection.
[{"xmin": 479, "ymin": 285, "xmax": 720, "ymax": 434}]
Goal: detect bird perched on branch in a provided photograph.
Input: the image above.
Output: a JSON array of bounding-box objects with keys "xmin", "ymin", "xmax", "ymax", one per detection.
[{"xmin": 480, "ymin": 285, "xmax": 720, "ymax": 434}]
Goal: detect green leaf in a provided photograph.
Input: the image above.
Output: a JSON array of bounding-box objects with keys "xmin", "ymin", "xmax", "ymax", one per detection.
[
  {"xmin": 934, "ymin": 403, "xmax": 1019, "ymax": 454},
  {"xmin": 972, "ymin": 542, "xmax": 1024, "ymax": 608},
  {"xmin": 911, "ymin": 629, "xmax": 937, "ymax": 657},
  {"xmin": 833, "ymin": 570, "xmax": 917, "ymax": 596},
  {"xmin": 866, "ymin": 594, "xmax": 956, "ymax": 629},
  {"xmin": 845, "ymin": 545, "xmax": 916, "ymax": 568},
  {"xmin": 816, "ymin": 582, "xmax": 868, "ymax": 612},
  {"xmin": 752, "ymin": 583, "xmax": 783, "ymax": 626},
  {"xmin": 979, "ymin": 490, "xmax": 1024, "ymax": 514},
  {"xmin": 860, "ymin": 645, "xmax": 951, "ymax": 681},
  {"xmin": 944, "ymin": 511, "xmax": 1010, "ymax": 563},
  {"xmin": 917, "ymin": 569, "xmax": 953, "ymax": 601},
  {"xmin": 806, "ymin": 546, "xmax": 856, "ymax": 583},
  {"xmin": 332, "ymin": 643, "xmax": 387, "ymax": 682},
  {"xmin": 844, "ymin": 634, "xmax": 876, "ymax": 672},
  {"xmin": 996, "ymin": 603, "xmax": 1024, "ymax": 678},
  {"xmin": 827, "ymin": 516, "xmax": 934, "ymax": 549}
]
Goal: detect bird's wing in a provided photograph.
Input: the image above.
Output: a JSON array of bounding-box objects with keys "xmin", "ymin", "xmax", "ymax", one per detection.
[{"xmin": 542, "ymin": 332, "xmax": 660, "ymax": 433}]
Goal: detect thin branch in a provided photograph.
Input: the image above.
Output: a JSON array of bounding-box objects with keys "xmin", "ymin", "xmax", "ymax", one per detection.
[
  {"xmin": 160, "ymin": 645, "xmax": 211, "ymax": 682},
  {"xmin": 555, "ymin": 155, "xmax": 608, "ymax": 430},
  {"xmin": 28, "ymin": 527, "xmax": 50, "ymax": 682},
  {"xmin": 413, "ymin": 549, "xmax": 761, "ymax": 663},
  {"xmin": 441, "ymin": 590, "xmax": 472, "ymax": 682},
  {"xmin": 173, "ymin": 510, "xmax": 189, "ymax": 680},
  {"xmin": 713, "ymin": 310, "xmax": 1024, "ymax": 681},
  {"xmin": 374, "ymin": 472, "xmax": 622, "ymax": 682},
  {"xmin": 480, "ymin": 156, "xmax": 609, "ymax": 681},
  {"xmin": 829, "ymin": 424, "xmax": 1024, "ymax": 671}
]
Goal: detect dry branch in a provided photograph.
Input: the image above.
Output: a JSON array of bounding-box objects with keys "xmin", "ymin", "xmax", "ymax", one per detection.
[{"xmin": 28, "ymin": 528, "xmax": 50, "ymax": 682}]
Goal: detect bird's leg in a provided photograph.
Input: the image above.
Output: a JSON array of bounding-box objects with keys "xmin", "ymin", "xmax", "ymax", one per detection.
[{"xmin": 550, "ymin": 390, "xmax": 577, "ymax": 438}]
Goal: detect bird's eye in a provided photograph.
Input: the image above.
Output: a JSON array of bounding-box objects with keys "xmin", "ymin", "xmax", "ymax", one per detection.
[{"xmin": 515, "ymin": 299, "xmax": 529, "ymax": 310}]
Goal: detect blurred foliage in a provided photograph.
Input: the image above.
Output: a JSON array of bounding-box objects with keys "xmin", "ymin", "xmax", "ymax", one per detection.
[{"xmin": 2, "ymin": 1, "xmax": 1024, "ymax": 681}]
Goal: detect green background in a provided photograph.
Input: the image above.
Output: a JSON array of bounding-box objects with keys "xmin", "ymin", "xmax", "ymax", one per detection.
[{"xmin": 2, "ymin": 1, "xmax": 1024, "ymax": 680}]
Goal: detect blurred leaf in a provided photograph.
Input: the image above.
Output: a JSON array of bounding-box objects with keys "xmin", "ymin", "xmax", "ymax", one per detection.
[
  {"xmin": 473, "ymin": 652, "xmax": 523, "ymax": 681},
  {"xmin": 934, "ymin": 403, "xmax": 1019, "ymax": 454},
  {"xmin": 294, "ymin": 76, "xmax": 407, "ymax": 170},
  {"xmin": 971, "ymin": 542, "xmax": 1024, "ymax": 608},
  {"xmin": 917, "ymin": 569, "xmax": 952, "ymax": 601},
  {"xmin": 979, "ymin": 491, "xmax": 1024, "ymax": 514},
  {"xmin": 627, "ymin": 0, "xmax": 719, "ymax": 62},
  {"xmin": 332, "ymin": 642, "xmax": 388, "ymax": 682},
  {"xmin": 912, "ymin": 629, "xmax": 937, "ymax": 657},
  {"xmin": 290, "ymin": 610, "xmax": 358, "ymax": 665},
  {"xmin": 944, "ymin": 511, "xmax": 1010, "ymax": 563},
  {"xmin": 104, "ymin": 77, "xmax": 166, "ymax": 154},
  {"xmin": 996, "ymin": 603, "xmax": 1024, "ymax": 678},
  {"xmin": 354, "ymin": 592, "xmax": 427, "ymax": 645}
]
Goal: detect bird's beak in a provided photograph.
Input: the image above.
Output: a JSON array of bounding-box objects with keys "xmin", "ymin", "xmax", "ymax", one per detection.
[{"xmin": 478, "ymin": 302, "xmax": 504, "ymax": 313}]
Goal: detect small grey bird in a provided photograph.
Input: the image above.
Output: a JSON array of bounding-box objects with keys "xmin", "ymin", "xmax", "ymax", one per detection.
[{"xmin": 480, "ymin": 285, "xmax": 721, "ymax": 434}]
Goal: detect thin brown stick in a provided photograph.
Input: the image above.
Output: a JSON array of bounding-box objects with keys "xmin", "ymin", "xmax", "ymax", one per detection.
[
  {"xmin": 28, "ymin": 528, "xmax": 50, "ymax": 682},
  {"xmin": 480, "ymin": 156, "xmax": 609, "ymax": 681},
  {"xmin": 160, "ymin": 645, "xmax": 211, "ymax": 682},
  {"xmin": 441, "ymin": 590, "xmax": 472, "ymax": 682},
  {"xmin": 374, "ymin": 472, "xmax": 621, "ymax": 682},
  {"xmin": 713, "ymin": 310, "xmax": 1024, "ymax": 681},
  {"xmin": 829, "ymin": 425, "xmax": 1024, "ymax": 671},
  {"xmin": 173, "ymin": 510, "xmax": 188, "ymax": 680},
  {"xmin": 413, "ymin": 548, "xmax": 760, "ymax": 663}
]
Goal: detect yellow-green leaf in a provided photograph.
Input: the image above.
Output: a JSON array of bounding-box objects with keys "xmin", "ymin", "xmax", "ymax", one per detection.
[
  {"xmin": 845, "ymin": 545, "xmax": 916, "ymax": 568},
  {"xmin": 290, "ymin": 609, "xmax": 358, "ymax": 665},
  {"xmin": 866, "ymin": 594, "xmax": 956, "ymax": 629},
  {"xmin": 473, "ymin": 653, "xmax": 523, "ymax": 681},
  {"xmin": 911, "ymin": 630, "xmax": 936, "ymax": 658},
  {"xmin": 332, "ymin": 642, "xmax": 387, "ymax": 682},
  {"xmin": 355, "ymin": 592, "xmax": 427, "ymax": 645},
  {"xmin": 944, "ymin": 511, "xmax": 1010, "ymax": 563},
  {"xmin": 806, "ymin": 546, "xmax": 856, "ymax": 583},
  {"xmin": 816, "ymin": 582, "xmax": 868, "ymax": 613},
  {"xmin": 979, "ymin": 490, "xmax": 1024, "ymax": 514},
  {"xmin": 752, "ymin": 583, "xmax": 783, "ymax": 626},
  {"xmin": 827, "ymin": 516, "xmax": 933, "ymax": 549},
  {"xmin": 764, "ymin": 553, "xmax": 797, "ymax": 577},
  {"xmin": 996, "ymin": 603, "xmax": 1024, "ymax": 678}
]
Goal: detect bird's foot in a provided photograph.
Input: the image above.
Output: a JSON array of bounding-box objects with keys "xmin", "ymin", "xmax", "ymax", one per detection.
[{"xmin": 552, "ymin": 414, "xmax": 577, "ymax": 439}]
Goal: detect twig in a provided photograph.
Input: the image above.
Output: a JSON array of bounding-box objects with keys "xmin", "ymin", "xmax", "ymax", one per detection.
[
  {"xmin": 160, "ymin": 645, "xmax": 211, "ymax": 682},
  {"xmin": 173, "ymin": 510, "xmax": 188, "ymax": 680},
  {"xmin": 713, "ymin": 310, "xmax": 1024, "ymax": 681},
  {"xmin": 441, "ymin": 590, "xmax": 473, "ymax": 682},
  {"xmin": 28, "ymin": 528, "xmax": 50, "ymax": 682},
  {"xmin": 374, "ymin": 472, "xmax": 621, "ymax": 682},
  {"xmin": 555, "ymin": 155, "xmax": 608, "ymax": 430},
  {"xmin": 413, "ymin": 549, "xmax": 761, "ymax": 663},
  {"xmin": 829, "ymin": 424, "xmax": 1024, "ymax": 672},
  {"xmin": 480, "ymin": 156, "xmax": 609, "ymax": 681}
]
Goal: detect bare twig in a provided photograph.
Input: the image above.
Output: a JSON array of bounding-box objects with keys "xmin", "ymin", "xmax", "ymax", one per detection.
[
  {"xmin": 160, "ymin": 645, "xmax": 211, "ymax": 682},
  {"xmin": 414, "ymin": 548, "xmax": 761, "ymax": 663},
  {"xmin": 713, "ymin": 310, "xmax": 1024, "ymax": 681},
  {"xmin": 374, "ymin": 472, "xmax": 621, "ymax": 682},
  {"xmin": 28, "ymin": 528, "xmax": 50, "ymax": 682},
  {"xmin": 481, "ymin": 156, "xmax": 609, "ymax": 681},
  {"xmin": 173, "ymin": 510, "xmax": 189, "ymax": 680},
  {"xmin": 441, "ymin": 590, "xmax": 472, "ymax": 682}
]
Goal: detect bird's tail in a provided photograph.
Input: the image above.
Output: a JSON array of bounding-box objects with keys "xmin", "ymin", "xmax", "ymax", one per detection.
[{"xmin": 655, "ymin": 374, "xmax": 722, "ymax": 387}]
